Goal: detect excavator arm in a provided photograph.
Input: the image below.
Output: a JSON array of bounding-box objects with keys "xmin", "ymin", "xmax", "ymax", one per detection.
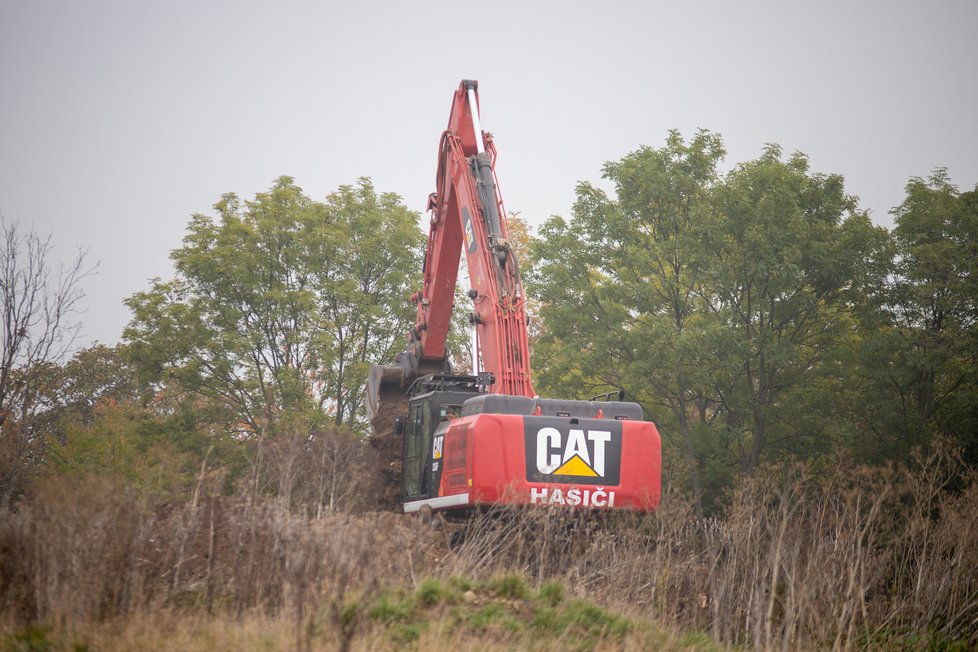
[
  {"xmin": 368, "ymin": 80, "xmax": 533, "ymax": 433},
  {"xmin": 417, "ymin": 80, "xmax": 534, "ymax": 396}
]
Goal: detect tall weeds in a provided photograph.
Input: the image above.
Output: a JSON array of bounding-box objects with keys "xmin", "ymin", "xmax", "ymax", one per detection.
[
  {"xmin": 1, "ymin": 443, "xmax": 975, "ymax": 650},
  {"xmin": 448, "ymin": 444, "xmax": 978, "ymax": 649},
  {"xmin": 0, "ymin": 475, "xmax": 437, "ymax": 649}
]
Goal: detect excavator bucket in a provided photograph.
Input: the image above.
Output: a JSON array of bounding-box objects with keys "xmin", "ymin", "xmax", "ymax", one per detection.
[
  {"xmin": 366, "ymin": 361, "xmax": 411, "ymax": 436},
  {"xmin": 364, "ymin": 361, "xmax": 413, "ymax": 511},
  {"xmin": 367, "ymin": 355, "xmax": 450, "ymax": 435}
]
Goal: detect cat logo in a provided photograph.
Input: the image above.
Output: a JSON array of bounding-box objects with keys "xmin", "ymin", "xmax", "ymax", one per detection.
[
  {"xmin": 461, "ymin": 207, "xmax": 478, "ymax": 254},
  {"xmin": 523, "ymin": 419, "xmax": 622, "ymax": 485}
]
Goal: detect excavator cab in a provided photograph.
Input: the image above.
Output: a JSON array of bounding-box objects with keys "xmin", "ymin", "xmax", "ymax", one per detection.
[{"xmin": 400, "ymin": 375, "xmax": 484, "ymax": 503}]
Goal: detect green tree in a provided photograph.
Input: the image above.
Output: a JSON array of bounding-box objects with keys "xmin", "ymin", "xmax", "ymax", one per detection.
[
  {"xmin": 529, "ymin": 131, "xmax": 727, "ymax": 508},
  {"xmin": 124, "ymin": 177, "xmax": 422, "ymax": 434},
  {"xmin": 854, "ymin": 171, "xmax": 978, "ymax": 462},
  {"xmin": 28, "ymin": 345, "xmax": 143, "ymax": 440},
  {"xmin": 703, "ymin": 145, "xmax": 890, "ymax": 471},
  {"xmin": 37, "ymin": 346, "xmax": 231, "ymax": 499},
  {"xmin": 318, "ymin": 181, "xmax": 426, "ymax": 426},
  {"xmin": 45, "ymin": 398, "xmax": 205, "ymax": 499},
  {"xmin": 529, "ymin": 135, "xmax": 891, "ymax": 504}
]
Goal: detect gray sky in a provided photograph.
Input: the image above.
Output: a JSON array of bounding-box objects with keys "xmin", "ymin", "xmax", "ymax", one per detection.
[{"xmin": 2, "ymin": 0, "xmax": 976, "ymax": 349}]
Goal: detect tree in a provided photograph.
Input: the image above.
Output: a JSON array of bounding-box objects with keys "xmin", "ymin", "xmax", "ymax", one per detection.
[
  {"xmin": 504, "ymin": 211, "xmax": 543, "ymax": 345},
  {"xmin": 124, "ymin": 177, "xmax": 422, "ymax": 434},
  {"xmin": 40, "ymin": 344, "xmax": 243, "ymax": 501},
  {"xmin": 529, "ymin": 135, "xmax": 891, "ymax": 506},
  {"xmin": 17, "ymin": 343, "xmax": 148, "ymax": 472},
  {"xmin": 0, "ymin": 216, "xmax": 92, "ymax": 505},
  {"xmin": 854, "ymin": 171, "xmax": 978, "ymax": 462},
  {"xmin": 316, "ymin": 180, "xmax": 426, "ymax": 426},
  {"xmin": 529, "ymin": 131, "xmax": 727, "ymax": 509},
  {"xmin": 703, "ymin": 146, "xmax": 890, "ymax": 472}
]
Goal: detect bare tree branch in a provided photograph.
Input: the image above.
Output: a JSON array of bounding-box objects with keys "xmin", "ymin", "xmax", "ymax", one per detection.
[{"xmin": 0, "ymin": 215, "xmax": 96, "ymax": 506}]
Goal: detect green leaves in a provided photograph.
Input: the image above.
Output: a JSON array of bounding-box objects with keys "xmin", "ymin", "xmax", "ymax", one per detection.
[
  {"xmin": 703, "ymin": 149, "xmax": 892, "ymax": 470},
  {"xmin": 124, "ymin": 177, "xmax": 422, "ymax": 434},
  {"xmin": 529, "ymin": 132, "xmax": 901, "ymax": 504},
  {"xmin": 529, "ymin": 131, "xmax": 727, "ymax": 508},
  {"xmin": 852, "ymin": 172, "xmax": 978, "ymax": 463}
]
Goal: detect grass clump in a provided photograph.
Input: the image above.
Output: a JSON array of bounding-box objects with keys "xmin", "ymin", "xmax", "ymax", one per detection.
[
  {"xmin": 537, "ymin": 580, "xmax": 565, "ymax": 606},
  {"xmin": 7, "ymin": 626, "xmax": 54, "ymax": 652},
  {"xmin": 488, "ymin": 572, "xmax": 530, "ymax": 600},
  {"xmin": 531, "ymin": 605, "xmax": 558, "ymax": 631},
  {"xmin": 527, "ymin": 596, "xmax": 633, "ymax": 651},
  {"xmin": 415, "ymin": 577, "xmax": 453, "ymax": 607},
  {"xmin": 466, "ymin": 603, "xmax": 524, "ymax": 633},
  {"xmin": 366, "ymin": 589, "xmax": 414, "ymax": 623},
  {"xmin": 558, "ymin": 599, "xmax": 630, "ymax": 637},
  {"xmin": 390, "ymin": 622, "xmax": 425, "ymax": 644},
  {"xmin": 4, "ymin": 625, "xmax": 91, "ymax": 652}
]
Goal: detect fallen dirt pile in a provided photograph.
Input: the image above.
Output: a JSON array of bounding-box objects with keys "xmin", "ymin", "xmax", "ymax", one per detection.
[{"xmin": 363, "ymin": 362, "xmax": 417, "ymax": 513}]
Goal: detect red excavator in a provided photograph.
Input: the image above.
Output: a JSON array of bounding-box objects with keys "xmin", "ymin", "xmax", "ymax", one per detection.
[{"xmin": 367, "ymin": 80, "xmax": 661, "ymax": 515}]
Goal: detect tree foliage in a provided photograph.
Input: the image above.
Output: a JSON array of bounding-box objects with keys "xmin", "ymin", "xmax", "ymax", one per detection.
[
  {"xmin": 852, "ymin": 171, "xmax": 978, "ymax": 463},
  {"xmin": 124, "ymin": 177, "xmax": 422, "ymax": 433},
  {"xmin": 529, "ymin": 130, "xmax": 726, "ymax": 507},
  {"xmin": 703, "ymin": 145, "xmax": 891, "ymax": 471},
  {"xmin": 529, "ymin": 134, "xmax": 894, "ymax": 505}
]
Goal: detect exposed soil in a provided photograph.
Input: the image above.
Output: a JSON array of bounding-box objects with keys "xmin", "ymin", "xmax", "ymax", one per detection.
[{"xmin": 365, "ymin": 380, "xmax": 411, "ymax": 512}]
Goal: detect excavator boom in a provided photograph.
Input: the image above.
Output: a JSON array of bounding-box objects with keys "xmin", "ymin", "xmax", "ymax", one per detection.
[{"xmin": 367, "ymin": 80, "xmax": 532, "ymax": 423}]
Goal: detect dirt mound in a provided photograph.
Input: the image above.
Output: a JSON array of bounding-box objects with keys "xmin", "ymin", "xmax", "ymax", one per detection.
[
  {"xmin": 342, "ymin": 435, "xmax": 400, "ymax": 515},
  {"xmin": 363, "ymin": 364, "xmax": 415, "ymax": 513}
]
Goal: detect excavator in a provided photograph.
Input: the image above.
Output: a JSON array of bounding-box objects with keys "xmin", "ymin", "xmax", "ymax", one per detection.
[{"xmin": 367, "ymin": 80, "xmax": 661, "ymax": 516}]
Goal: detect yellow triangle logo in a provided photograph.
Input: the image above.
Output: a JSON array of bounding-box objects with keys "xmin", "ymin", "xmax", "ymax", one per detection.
[{"xmin": 553, "ymin": 454, "xmax": 598, "ymax": 477}]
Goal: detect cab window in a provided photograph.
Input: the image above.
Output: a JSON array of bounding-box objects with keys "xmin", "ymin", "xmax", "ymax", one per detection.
[
  {"xmin": 403, "ymin": 402, "xmax": 425, "ymax": 497},
  {"xmin": 439, "ymin": 404, "xmax": 461, "ymax": 421}
]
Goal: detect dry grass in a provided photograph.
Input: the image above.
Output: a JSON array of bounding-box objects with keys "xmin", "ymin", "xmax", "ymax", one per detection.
[
  {"xmin": 447, "ymin": 444, "xmax": 978, "ymax": 649},
  {"xmin": 1, "ymin": 608, "xmax": 715, "ymax": 652},
  {"xmin": 0, "ymin": 474, "xmax": 442, "ymax": 651},
  {"xmin": 1, "ymin": 443, "xmax": 976, "ymax": 650},
  {"xmin": 1, "ymin": 577, "xmax": 716, "ymax": 651}
]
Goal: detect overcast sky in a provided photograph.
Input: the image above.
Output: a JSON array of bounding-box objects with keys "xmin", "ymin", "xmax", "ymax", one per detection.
[{"xmin": 2, "ymin": 0, "xmax": 976, "ymax": 349}]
